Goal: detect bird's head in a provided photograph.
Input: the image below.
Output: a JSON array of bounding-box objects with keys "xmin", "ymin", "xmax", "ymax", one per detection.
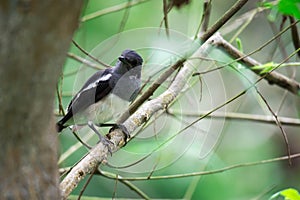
[{"xmin": 118, "ymin": 49, "xmax": 143, "ymax": 69}]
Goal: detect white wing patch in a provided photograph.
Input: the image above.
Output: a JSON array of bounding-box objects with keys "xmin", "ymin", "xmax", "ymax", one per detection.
[
  {"xmin": 74, "ymin": 73, "xmax": 112, "ymax": 100},
  {"xmin": 99, "ymin": 73, "xmax": 112, "ymax": 81},
  {"xmin": 82, "ymin": 73, "xmax": 112, "ymax": 91}
]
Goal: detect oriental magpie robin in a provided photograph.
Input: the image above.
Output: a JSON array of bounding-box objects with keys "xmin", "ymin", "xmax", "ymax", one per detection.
[{"xmin": 56, "ymin": 49, "xmax": 143, "ymax": 144}]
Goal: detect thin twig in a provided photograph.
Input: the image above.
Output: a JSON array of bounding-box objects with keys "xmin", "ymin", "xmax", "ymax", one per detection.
[
  {"xmin": 117, "ymin": 1, "xmax": 131, "ymax": 33},
  {"xmin": 168, "ymin": 110, "xmax": 300, "ymax": 126},
  {"xmin": 58, "ymin": 133, "xmax": 94, "ymax": 165},
  {"xmin": 112, "ymin": 174, "xmax": 118, "ymax": 199},
  {"xmin": 69, "ymin": 129, "xmax": 92, "ymax": 149},
  {"xmin": 265, "ymin": 13, "xmax": 288, "ymax": 60},
  {"xmin": 194, "ymin": 21, "xmax": 300, "ymax": 76},
  {"xmin": 174, "ymin": 89, "xmax": 246, "ymax": 136},
  {"xmin": 81, "ymin": 0, "xmax": 150, "ymax": 22},
  {"xmin": 228, "ymin": 8, "xmax": 256, "ymax": 43},
  {"xmin": 72, "ymin": 40, "xmax": 110, "ymax": 68},
  {"xmin": 221, "ymin": 6, "xmax": 266, "ymax": 36},
  {"xmin": 289, "ymin": 16, "xmax": 300, "ymax": 58},
  {"xmin": 56, "ymin": 81, "xmax": 65, "ymax": 116},
  {"xmin": 212, "ymin": 33, "xmax": 300, "ymax": 95},
  {"xmin": 185, "ymin": 47, "xmax": 299, "ymax": 166},
  {"xmin": 256, "ymin": 90, "xmax": 291, "ymax": 165},
  {"xmin": 98, "ymin": 153, "xmax": 300, "ymax": 181},
  {"xmin": 119, "ymin": 179, "xmax": 150, "ymax": 199},
  {"xmin": 195, "ymin": 0, "xmax": 212, "ymax": 38},
  {"xmin": 200, "ymin": 0, "xmax": 249, "ymax": 41},
  {"xmin": 201, "ymin": 0, "xmax": 212, "ymax": 33},
  {"xmin": 98, "ymin": 170, "xmax": 150, "ymax": 199},
  {"xmin": 78, "ymin": 165, "xmax": 98, "ymax": 200},
  {"xmin": 162, "ymin": 0, "xmax": 170, "ymax": 36},
  {"xmin": 67, "ymin": 52, "xmax": 103, "ymax": 70},
  {"xmin": 225, "ymin": 57, "xmax": 292, "ymax": 164}
]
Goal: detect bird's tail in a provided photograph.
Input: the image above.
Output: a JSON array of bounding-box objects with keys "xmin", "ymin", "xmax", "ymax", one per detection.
[
  {"xmin": 56, "ymin": 111, "xmax": 72, "ymax": 132},
  {"xmin": 56, "ymin": 121, "xmax": 65, "ymax": 132}
]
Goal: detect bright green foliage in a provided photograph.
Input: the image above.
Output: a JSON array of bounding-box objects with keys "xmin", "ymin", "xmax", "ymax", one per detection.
[
  {"xmin": 260, "ymin": 0, "xmax": 300, "ymax": 19},
  {"xmin": 261, "ymin": 2, "xmax": 276, "ymax": 9},
  {"xmin": 236, "ymin": 38, "xmax": 243, "ymax": 52},
  {"xmin": 278, "ymin": 0, "xmax": 300, "ymax": 19},
  {"xmin": 252, "ymin": 62, "xmax": 277, "ymax": 74},
  {"xmin": 270, "ymin": 188, "xmax": 300, "ymax": 200}
]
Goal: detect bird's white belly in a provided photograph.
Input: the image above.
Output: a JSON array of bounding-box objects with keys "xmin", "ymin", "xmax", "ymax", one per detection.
[{"xmin": 72, "ymin": 94, "xmax": 129, "ymax": 125}]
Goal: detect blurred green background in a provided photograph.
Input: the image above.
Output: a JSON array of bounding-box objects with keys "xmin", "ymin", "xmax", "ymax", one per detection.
[{"xmin": 57, "ymin": 0, "xmax": 300, "ymax": 199}]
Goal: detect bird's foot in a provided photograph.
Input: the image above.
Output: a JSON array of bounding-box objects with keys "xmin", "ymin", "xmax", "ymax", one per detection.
[
  {"xmin": 109, "ymin": 124, "xmax": 130, "ymax": 146},
  {"xmin": 97, "ymin": 135, "xmax": 114, "ymax": 156},
  {"xmin": 88, "ymin": 121, "xmax": 113, "ymax": 155}
]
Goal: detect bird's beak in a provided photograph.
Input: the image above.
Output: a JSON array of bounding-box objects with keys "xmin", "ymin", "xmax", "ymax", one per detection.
[
  {"xmin": 118, "ymin": 56, "xmax": 126, "ymax": 63},
  {"xmin": 118, "ymin": 56, "xmax": 132, "ymax": 69}
]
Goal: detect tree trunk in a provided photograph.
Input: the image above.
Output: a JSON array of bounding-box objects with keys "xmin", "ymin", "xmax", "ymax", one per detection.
[{"xmin": 0, "ymin": 1, "xmax": 83, "ymax": 199}]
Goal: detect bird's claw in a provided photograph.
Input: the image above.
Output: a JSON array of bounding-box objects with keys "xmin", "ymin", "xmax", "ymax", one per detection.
[
  {"xmin": 109, "ymin": 124, "xmax": 130, "ymax": 146},
  {"xmin": 88, "ymin": 121, "xmax": 113, "ymax": 155},
  {"xmin": 97, "ymin": 136, "xmax": 114, "ymax": 156}
]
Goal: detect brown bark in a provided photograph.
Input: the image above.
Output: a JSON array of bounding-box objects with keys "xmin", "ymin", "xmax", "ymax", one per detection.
[{"xmin": 0, "ymin": 1, "xmax": 83, "ymax": 199}]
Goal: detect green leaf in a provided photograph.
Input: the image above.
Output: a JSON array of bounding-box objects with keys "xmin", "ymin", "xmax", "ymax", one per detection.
[
  {"xmin": 236, "ymin": 38, "xmax": 243, "ymax": 52},
  {"xmin": 278, "ymin": 0, "xmax": 300, "ymax": 19},
  {"xmin": 261, "ymin": 2, "xmax": 276, "ymax": 9},
  {"xmin": 280, "ymin": 188, "xmax": 300, "ymax": 200},
  {"xmin": 270, "ymin": 188, "xmax": 300, "ymax": 200},
  {"xmin": 252, "ymin": 62, "xmax": 277, "ymax": 74}
]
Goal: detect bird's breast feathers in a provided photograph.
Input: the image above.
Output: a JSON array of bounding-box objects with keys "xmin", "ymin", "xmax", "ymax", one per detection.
[{"xmin": 72, "ymin": 93, "xmax": 130, "ymax": 125}]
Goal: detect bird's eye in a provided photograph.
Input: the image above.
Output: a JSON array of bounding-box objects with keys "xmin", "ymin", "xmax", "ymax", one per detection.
[
  {"xmin": 130, "ymin": 59, "xmax": 137, "ymax": 66},
  {"xmin": 125, "ymin": 57, "xmax": 136, "ymax": 66}
]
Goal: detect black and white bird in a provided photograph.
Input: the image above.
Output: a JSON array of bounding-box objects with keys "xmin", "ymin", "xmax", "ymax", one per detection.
[{"xmin": 56, "ymin": 49, "xmax": 143, "ymax": 142}]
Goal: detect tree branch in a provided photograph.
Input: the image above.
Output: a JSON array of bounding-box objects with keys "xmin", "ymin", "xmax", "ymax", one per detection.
[
  {"xmin": 168, "ymin": 110, "xmax": 300, "ymax": 126},
  {"xmin": 200, "ymin": 0, "xmax": 249, "ymax": 41},
  {"xmin": 99, "ymin": 153, "xmax": 300, "ymax": 180},
  {"xmin": 81, "ymin": 0, "xmax": 150, "ymax": 22},
  {"xmin": 67, "ymin": 53, "xmax": 104, "ymax": 70},
  {"xmin": 212, "ymin": 33, "xmax": 300, "ymax": 95}
]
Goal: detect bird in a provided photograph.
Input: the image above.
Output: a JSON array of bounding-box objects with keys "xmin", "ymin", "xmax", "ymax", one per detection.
[{"xmin": 56, "ymin": 49, "xmax": 143, "ymax": 144}]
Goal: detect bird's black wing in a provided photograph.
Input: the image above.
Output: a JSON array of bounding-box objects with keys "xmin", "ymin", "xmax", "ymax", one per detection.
[
  {"xmin": 68, "ymin": 71, "xmax": 113, "ymax": 113},
  {"xmin": 57, "ymin": 68, "xmax": 113, "ymax": 130}
]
